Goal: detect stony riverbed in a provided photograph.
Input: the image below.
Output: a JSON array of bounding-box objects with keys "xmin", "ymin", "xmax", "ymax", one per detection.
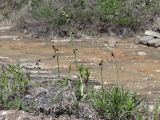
[{"xmin": 0, "ymin": 26, "xmax": 160, "ymax": 102}]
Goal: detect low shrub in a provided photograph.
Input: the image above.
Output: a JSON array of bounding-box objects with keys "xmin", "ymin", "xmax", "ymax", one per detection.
[
  {"xmin": 89, "ymin": 86, "xmax": 145, "ymax": 120},
  {"xmin": 31, "ymin": 0, "xmax": 98, "ymax": 26},
  {"xmin": 31, "ymin": 0, "xmax": 66, "ymax": 26},
  {"xmin": 0, "ymin": 64, "xmax": 30, "ymax": 110},
  {"xmin": 2, "ymin": 0, "xmax": 160, "ymax": 37}
]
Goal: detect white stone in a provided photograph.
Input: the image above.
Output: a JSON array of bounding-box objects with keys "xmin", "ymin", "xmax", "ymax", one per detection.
[
  {"xmin": 0, "ymin": 110, "xmax": 41, "ymax": 120},
  {"xmin": 137, "ymin": 51, "xmax": 147, "ymax": 56},
  {"xmin": 145, "ymin": 30, "xmax": 160, "ymax": 38},
  {"xmin": 0, "ymin": 36, "xmax": 19, "ymax": 39},
  {"xmin": 0, "ymin": 26, "xmax": 11, "ymax": 30},
  {"xmin": 155, "ymin": 69, "xmax": 160, "ymax": 73},
  {"xmin": 93, "ymin": 85, "xmax": 102, "ymax": 90}
]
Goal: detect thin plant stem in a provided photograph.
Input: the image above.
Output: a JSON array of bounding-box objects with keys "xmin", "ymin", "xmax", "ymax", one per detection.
[
  {"xmin": 101, "ymin": 65, "xmax": 104, "ymax": 89},
  {"xmin": 73, "ymin": 48, "xmax": 78, "ymax": 67},
  {"xmin": 70, "ymin": 31, "xmax": 74, "ymax": 49},
  {"xmin": 111, "ymin": 53, "xmax": 119, "ymax": 84},
  {"xmin": 52, "ymin": 44, "xmax": 60, "ymax": 80},
  {"xmin": 99, "ymin": 60, "xmax": 104, "ymax": 89},
  {"xmin": 56, "ymin": 52, "xmax": 60, "ymax": 80}
]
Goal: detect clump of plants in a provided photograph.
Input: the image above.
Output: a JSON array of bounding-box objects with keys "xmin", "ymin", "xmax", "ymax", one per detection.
[
  {"xmin": 89, "ymin": 86, "xmax": 145, "ymax": 120},
  {"xmin": 52, "ymin": 44, "xmax": 61, "ymax": 80},
  {"xmin": 0, "ymin": 64, "xmax": 30, "ymax": 110},
  {"xmin": 31, "ymin": 0, "xmax": 67, "ymax": 26},
  {"xmin": 97, "ymin": 0, "xmax": 137, "ymax": 26},
  {"xmin": 75, "ymin": 64, "xmax": 90, "ymax": 101}
]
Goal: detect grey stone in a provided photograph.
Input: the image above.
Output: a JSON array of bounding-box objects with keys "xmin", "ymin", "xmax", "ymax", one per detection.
[
  {"xmin": 0, "ymin": 36, "xmax": 19, "ymax": 39},
  {"xmin": 20, "ymin": 62, "xmax": 44, "ymax": 69},
  {"xmin": 136, "ymin": 36, "xmax": 154, "ymax": 44},
  {"xmin": 0, "ymin": 26, "xmax": 11, "ymax": 30},
  {"xmin": 137, "ymin": 51, "xmax": 147, "ymax": 56},
  {"xmin": 29, "ymin": 70, "xmax": 52, "ymax": 74},
  {"xmin": 30, "ymin": 74, "xmax": 57, "ymax": 80},
  {"xmin": 145, "ymin": 30, "xmax": 160, "ymax": 38},
  {"xmin": 155, "ymin": 17, "xmax": 160, "ymax": 27},
  {"xmin": 147, "ymin": 38, "xmax": 160, "ymax": 47}
]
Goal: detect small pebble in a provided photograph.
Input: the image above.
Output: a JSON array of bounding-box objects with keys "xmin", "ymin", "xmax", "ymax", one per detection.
[{"xmin": 137, "ymin": 51, "xmax": 147, "ymax": 56}]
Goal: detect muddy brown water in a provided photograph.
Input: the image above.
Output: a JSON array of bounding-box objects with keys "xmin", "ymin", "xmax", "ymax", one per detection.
[{"xmin": 0, "ymin": 31, "xmax": 160, "ymax": 102}]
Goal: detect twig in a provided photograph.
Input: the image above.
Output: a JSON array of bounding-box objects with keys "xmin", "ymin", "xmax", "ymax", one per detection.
[
  {"xmin": 52, "ymin": 44, "xmax": 60, "ymax": 80},
  {"xmin": 73, "ymin": 47, "xmax": 78, "ymax": 67},
  {"xmin": 111, "ymin": 52, "xmax": 119, "ymax": 84},
  {"xmin": 99, "ymin": 60, "xmax": 104, "ymax": 89}
]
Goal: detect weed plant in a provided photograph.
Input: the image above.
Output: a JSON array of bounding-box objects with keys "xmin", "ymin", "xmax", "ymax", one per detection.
[
  {"xmin": 111, "ymin": 52, "xmax": 119, "ymax": 83},
  {"xmin": 0, "ymin": 64, "xmax": 30, "ymax": 110},
  {"xmin": 75, "ymin": 64, "xmax": 90, "ymax": 101},
  {"xmin": 99, "ymin": 60, "xmax": 104, "ymax": 89},
  {"xmin": 89, "ymin": 86, "xmax": 145, "ymax": 120},
  {"xmin": 52, "ymin": 44, "xmax": 60, "ymax": 80}
]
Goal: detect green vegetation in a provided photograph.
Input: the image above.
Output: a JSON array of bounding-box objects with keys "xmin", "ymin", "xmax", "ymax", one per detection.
[
  {"xmin": 1, "ymin": 0, "xmax": 160, "ymax": 35},
  {"xmin": 31, "ymin": 0, "xmax": 66, "ymax": 25},
  {"xmin": 29, "ymin": 0, "xmax": 160, "ymax": 29},
  {"xmin": 1, "ymin": 1, "xmax": 160, "ymax": 116},
  {"xmin": 0, "ymin": 0, "xmax": 28, "ymax": 19},
  {"xmin": 97, "ymin": 0, "xmax": 136, "ymax": 25},
  {"xmin": 89, "ymin": 87, "xmax": 145, "ymax": 120},
  {"xmin": 75, "ymin": 64, "xmax": 90, "ymax": 101},
  {"xmin": 0, "ymin": 63, "xmax": 159, "ymax": 119},
  {"xmin": 0, "ymin": 64, "xmax": 30, "ymax": 110}
]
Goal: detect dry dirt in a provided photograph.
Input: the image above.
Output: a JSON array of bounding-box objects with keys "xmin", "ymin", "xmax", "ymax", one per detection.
[{"xmin": 0, "ymin": 28, "xmax": 160, "ymax": 102}]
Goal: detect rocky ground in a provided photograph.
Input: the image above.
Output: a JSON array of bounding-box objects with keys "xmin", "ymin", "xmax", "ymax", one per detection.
[
  {"xmin": 0, "ymin": 16, "xmax": 160, "ymax": 119},
  {"xmin": 0, "ymin": 60, "xmax": 101, "ymax": 120}
]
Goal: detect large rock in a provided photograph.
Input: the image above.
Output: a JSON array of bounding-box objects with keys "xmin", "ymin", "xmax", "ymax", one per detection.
[
  {"xmin": 136, "ymin": 36, "xmax": 154, "ymax": 44},
  {"xmin": 145, "ymin": 31, "xmax": 160, "ymax": 38},
  {"xmin": 136, "ymin": 31, "xmax": 160, "ymax": 47},
  {"xmin": 147, "ymin": 38, "xmax": 160, "ymax": 47}
]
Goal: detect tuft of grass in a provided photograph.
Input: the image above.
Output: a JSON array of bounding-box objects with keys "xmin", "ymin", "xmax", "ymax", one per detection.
[
  {"xmin": 0, "ymin": 64, "xmax": 30, "ymax": 110},
  {"xmin": 89, "ymin": 86, "xmax": 145, "ymax": 120},
  {"xmin": 31, "ymin": 0, "xmax": 67, "ymax": 25},
  {"xmin": 75, "ymin": 64, "xmax": 90, "ymax": 101}
]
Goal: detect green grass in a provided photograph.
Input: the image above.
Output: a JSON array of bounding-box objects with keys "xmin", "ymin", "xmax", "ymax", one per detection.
[
  {"xmin": 2, "ymin": 0, "xmax": 160, "ymax": 33},
  {"xmin": 0, "ymin": 64, "xmax": 30, "ymax": 110},
  {"xmin": 29, "ymin": 0, "xmax": 160, "ymax": 30},
  {"xmin": 75, "ymin": 64, "xmax": 90, "ymax": 101},
  {"xmin": 89, "ymin": 86, "xmax": 145, "ymax": 120}
]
